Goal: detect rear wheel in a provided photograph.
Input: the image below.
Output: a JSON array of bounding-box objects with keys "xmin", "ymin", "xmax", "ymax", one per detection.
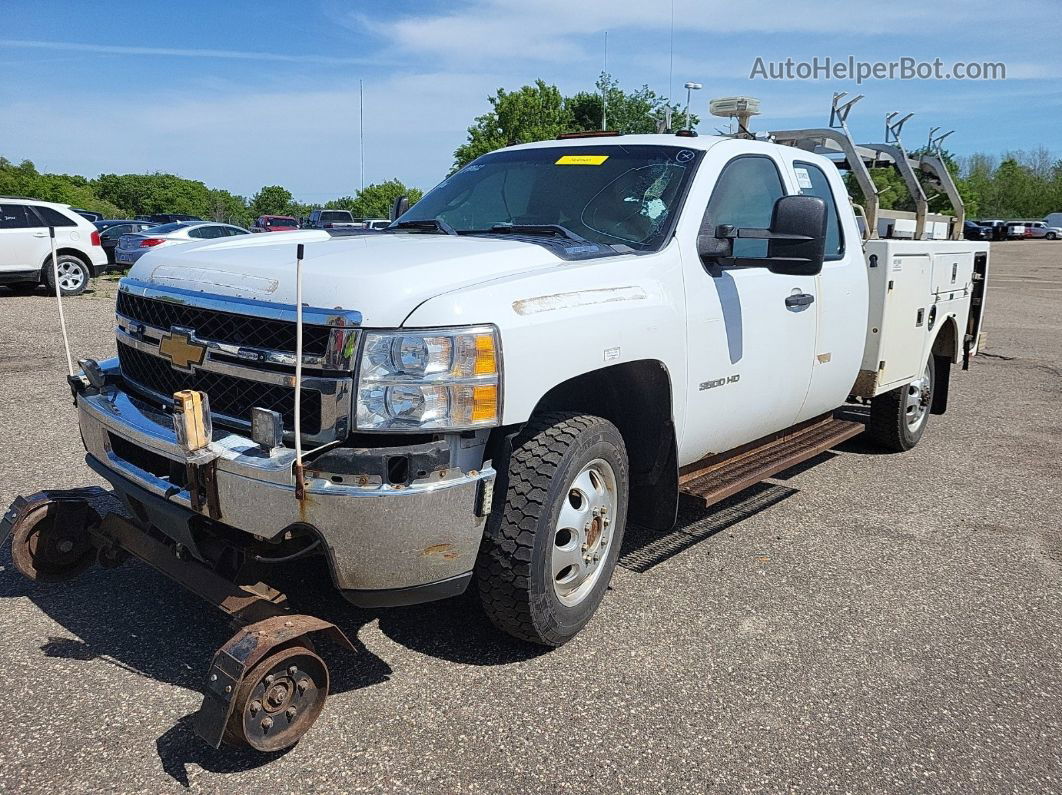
[
  {"xmin": 868, "ymin": 358, "xmax": 934, "ymax": 452},
  {"xmin": 44, "ymin": 254, "xmax": 91, "ymax": 296},
  {"xmin": 476, "ymin": 412, "xmax": 628, "ymax": 646}
]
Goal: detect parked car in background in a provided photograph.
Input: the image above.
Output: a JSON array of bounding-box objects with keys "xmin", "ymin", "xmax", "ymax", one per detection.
[
  {"xmin": 963, "ymin": 220, "xmax": 991, "ymax": 241},
  {"xmin": 363, "ymin": 219, "xmax": 391, "ymax": 230},
  {"xmin": 1024, "ymin": 221, "xmax": 1060, "ymax": 240},
  {"xmin": 305, "ymin": 208, "xmax": 358, "ymax": 229},
  {"xmin": 1004, "ymin": 222, "xmax": 1028, "ymax": 239},
  {"xmin": 0, "ymin": 198, "xmax": 108, "ymax": 295},
  {"xmin": 251, "ymin": 215, "xmax": 299, "ymax": 233},
  {"xmin": 977, "ymin": 219, "xmax": 1008, "ymax": 241},
  {"xmin": 72, "ymin": 208, "xmax": 104, "ymax": 222},
  {"xmin": 142, "ymin": 213, "xmax": 204, "ymax": 224},
  {"xmin": 115, "ymin": 221, "xmax": 249, "ymax": 266},
  {"xmin": 94, "ymin": 220, "xmax": 161, "ymax": 265}
]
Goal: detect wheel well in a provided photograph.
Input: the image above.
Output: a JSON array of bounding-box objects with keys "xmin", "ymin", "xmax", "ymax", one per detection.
[
  {"xmin": 41, "ymin": 248, "xmax": 93, "ymax": 273},
  {"xmin": 929, "ymin": 317, "xmax": 958, "ymax": 415},
  {"xmin": 522, "ymin": 360, "xmax": 678, "ymax": 531},
  {"xmin": 931, "ymin": 316, "xmax": 960, "ymax": 362}
]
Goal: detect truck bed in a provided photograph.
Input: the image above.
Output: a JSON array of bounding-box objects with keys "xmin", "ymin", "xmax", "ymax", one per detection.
[{"xmin": 855, "ymin": 239, "xmax": 989, "ymax": 398}]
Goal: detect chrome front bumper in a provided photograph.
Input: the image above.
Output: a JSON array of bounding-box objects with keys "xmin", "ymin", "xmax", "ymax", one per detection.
[{"xmin": 78, "ymin": 375, "xmax": 495, "ymax": 599}]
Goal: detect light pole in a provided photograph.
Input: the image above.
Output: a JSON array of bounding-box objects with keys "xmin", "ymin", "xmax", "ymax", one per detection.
[{"xmin": 684, "ymin": 81, "xmax": 702, "ymax": 131}]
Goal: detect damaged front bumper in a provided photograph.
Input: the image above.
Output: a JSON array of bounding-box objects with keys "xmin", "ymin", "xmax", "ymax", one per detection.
[{"xmin": 77, "ymin": 361, "xmax": 495, "ymax": 606}]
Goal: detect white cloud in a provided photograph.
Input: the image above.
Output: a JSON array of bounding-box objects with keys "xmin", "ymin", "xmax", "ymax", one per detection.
[{"xmin": 0, "ymin": 38, "xmax": 383, "ymax": 66}]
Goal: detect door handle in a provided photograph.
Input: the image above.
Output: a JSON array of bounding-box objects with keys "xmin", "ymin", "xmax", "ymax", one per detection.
[
  {"xmin": 785, "ymin": 293, "xmax": 815, "ymax": 308},
  {"xmin": 32, "ymin": 232, "xmax": 48, "ymax": 238}
]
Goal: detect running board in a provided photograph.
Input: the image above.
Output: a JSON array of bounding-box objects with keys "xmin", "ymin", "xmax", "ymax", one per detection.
[{"xmin": 679, "ymin": 416, "xmax": 864, "ymax": 508}]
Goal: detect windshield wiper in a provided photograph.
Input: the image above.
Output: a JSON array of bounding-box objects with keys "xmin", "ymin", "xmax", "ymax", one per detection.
[
  {"xmin": 391, "ymin": 218, "xmax": 457, "ymax": 236},
  {"xmin": 488, "ymin": 223, "xmax": 591, "ymax": 244}
]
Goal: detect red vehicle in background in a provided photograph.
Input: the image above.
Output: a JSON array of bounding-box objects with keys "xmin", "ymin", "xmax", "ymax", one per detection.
[{"xmin": 251, "ymin": 215, "xmax": 300, "ymax": 232}]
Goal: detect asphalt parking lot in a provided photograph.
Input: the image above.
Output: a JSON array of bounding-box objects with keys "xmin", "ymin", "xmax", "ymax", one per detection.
[{"xmin": 1, "ymin": 242, "xmax": 1060, "ymax": 793}]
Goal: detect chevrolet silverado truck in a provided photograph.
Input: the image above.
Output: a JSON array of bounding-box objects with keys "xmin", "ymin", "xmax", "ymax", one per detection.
[{"xmin": 3, "ymin": 123, "xmax": 988, "ymax": 751}]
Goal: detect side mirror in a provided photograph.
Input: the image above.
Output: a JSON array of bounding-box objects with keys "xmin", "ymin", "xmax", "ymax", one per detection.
[
  {"xmin": 697, "ymin": 194, "xmax": 827, "ymax": 276},
  {"xmin": 390, "ymin": 194, "xmax": 409, "ymax": 221},
  {"xmin": 764, "ymin": 195, "xmax": 827, "ymax": 276}
]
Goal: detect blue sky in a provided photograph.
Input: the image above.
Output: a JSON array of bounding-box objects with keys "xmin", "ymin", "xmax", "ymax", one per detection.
[{"xmin": 2, "ymin": 0, "xmax": 1059, "ymax": 202}]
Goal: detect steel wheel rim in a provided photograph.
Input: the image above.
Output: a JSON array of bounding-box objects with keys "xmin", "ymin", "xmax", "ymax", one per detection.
[
  {"xmin": 56, "ymin": 260, "xmax": 85, "ymax": 291},
  {"xmin": 551, "ymin": 458, "xmax": 618, "ymax": 607},
  {"xmin": 905, "ymin": 361, "xmax": 932, "ymax": 432}
]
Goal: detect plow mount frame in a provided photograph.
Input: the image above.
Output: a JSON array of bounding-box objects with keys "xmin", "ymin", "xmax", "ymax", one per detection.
[{"xmin": 1, "ymin": 487, "xmax": 355, "ymax": 751}]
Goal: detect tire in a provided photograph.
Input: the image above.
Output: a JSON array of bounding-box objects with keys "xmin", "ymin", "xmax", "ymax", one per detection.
[
  {"xmin": 476, "ymin": 412, "xmax": 629, "ymax": 646},
  {"xmin": 44, "ymin": 254, "xmax": 91, "ymax": 296},
  {"xmin": 1047, "ymin": 232, "xmax": 1057, "ymax": 240},
  {"xmin": 868, "ymin": 357, "xmax": 935, "ymax": 452}
]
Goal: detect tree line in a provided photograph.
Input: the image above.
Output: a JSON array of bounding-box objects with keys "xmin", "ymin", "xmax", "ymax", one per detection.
[{"xmin": 0, "ymin": 157, "xmax": 422, "ymax": 225}]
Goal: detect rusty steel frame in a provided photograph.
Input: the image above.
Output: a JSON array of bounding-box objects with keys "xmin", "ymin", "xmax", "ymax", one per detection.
[{"xmin": 1, "ymin": 487, "xmax": 356, "ymax": 749}]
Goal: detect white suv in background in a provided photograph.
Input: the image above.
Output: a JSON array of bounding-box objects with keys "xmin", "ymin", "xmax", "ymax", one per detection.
[{"xmin": 0, "ymin": 198, "xmax": 109, "ymax": 295}]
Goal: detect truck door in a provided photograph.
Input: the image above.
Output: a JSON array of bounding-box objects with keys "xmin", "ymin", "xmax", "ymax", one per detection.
[
  {"xmin": 784, "ymin": 159, "xmax": 869, "ymax": 421},
  {"xmin": 680, "ymin": 153, "xmax": 818, "ymax": 461}
]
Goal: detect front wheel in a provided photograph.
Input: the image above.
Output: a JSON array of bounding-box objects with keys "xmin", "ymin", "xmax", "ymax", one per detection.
[
  {"xmin": 868, "ymin": 357, "xmax": 935, "ymax": 452},
  {"xmin": 1047, "ymin": 232, "xmax": 1058, "ymax": 240},
  {"xmin": 476, "ymin": 412, "xmax": 629, "ymax": 646}
]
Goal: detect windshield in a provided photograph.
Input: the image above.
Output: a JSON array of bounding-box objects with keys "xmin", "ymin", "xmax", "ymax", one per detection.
[
  {"xmin": 400, "ymin": 144, "xmax": 702, "ymax": 252},
  {"xmin": 320, "ymin": 211, "xmax": 352, "ymax": 222},
  {"xmin": 142, "ymin": 222, "xmax": 184, "ymax": 234},
  {"xmin": 265, "ymin": 217, "xmax": 296, "ymax": 226}
]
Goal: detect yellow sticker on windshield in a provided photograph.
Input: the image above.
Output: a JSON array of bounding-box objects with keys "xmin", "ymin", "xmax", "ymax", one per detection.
[{"xmin": 555, "ymin": 154, "xmax": 609, "ymax": 166}]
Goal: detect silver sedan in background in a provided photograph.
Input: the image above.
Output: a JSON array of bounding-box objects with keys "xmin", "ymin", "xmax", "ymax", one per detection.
[{"xmin": 115, "ymin": 221, "xmax": 250, "ymax": 266}]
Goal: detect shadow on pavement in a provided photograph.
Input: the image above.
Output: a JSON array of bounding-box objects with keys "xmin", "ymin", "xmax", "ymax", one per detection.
[{"xmin": 1, "ymin": 448, "xmax": 842, "ymax": 784}]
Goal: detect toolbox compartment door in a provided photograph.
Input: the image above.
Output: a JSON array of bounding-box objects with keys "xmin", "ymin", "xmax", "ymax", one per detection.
[{"xmin": 862, "ymin": 252, "xmax": 932, "ymax": 392}]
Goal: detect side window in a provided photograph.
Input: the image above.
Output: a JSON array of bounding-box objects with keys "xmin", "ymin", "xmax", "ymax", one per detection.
[
  {"xmin": 101, "ymin": 224, "xmax": 130, "ymax": 239},
  {"xmin": 188, "ymin": 226, "xmax": 210, "ymax": 239},
  {"xmin": 0, "ymin": 204, "xmax": 33, "ymax": 229},
  {"xmin": 704, "ymin": 156, "xmax": 785, "ymax": 258},
  {"xmin": 33, "ymin": 206, "xmax": 78, "ymax": 227},
  {"xmin": 794, "ymin": 161, "xmax": 844, "ymax": 260}
]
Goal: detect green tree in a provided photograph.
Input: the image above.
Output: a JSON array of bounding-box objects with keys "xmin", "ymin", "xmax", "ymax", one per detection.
[
  {"xmin": 326, "ymin": 180, "xmax": 423, "ymax": 219},
  {"xmin": 567, "ymin": 74, "xmax": 695, "ymax": 134},
  {"xmin": 249, "ymin": 185, "xmax": 294, "ymax": 218},
  {"xmin": 452, "ymin": 80, "xmax": 571, "ymax": 170}
]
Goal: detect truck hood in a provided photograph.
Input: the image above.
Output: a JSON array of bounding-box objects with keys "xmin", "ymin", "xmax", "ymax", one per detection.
[{"xmin": 127, "ymin": 231, "xmax": 568, "ymax": 326}]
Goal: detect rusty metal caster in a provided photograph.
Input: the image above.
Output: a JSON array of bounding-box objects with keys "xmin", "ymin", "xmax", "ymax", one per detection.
[{"xmin": 2, "ymin": 489, "xmax": 354, "ymax": 753}]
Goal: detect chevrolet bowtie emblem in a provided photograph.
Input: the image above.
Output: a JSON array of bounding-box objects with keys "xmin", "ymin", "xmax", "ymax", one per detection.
[{"xmin": 158, "ymin": 329, "xmax": 207, "ymax": 370}]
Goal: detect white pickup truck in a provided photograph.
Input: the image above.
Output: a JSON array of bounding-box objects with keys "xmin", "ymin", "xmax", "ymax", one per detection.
[
  {"xmin": 79, "ymin": 133, "xmax": 984, "ymax": 629},
  {"xmin": 3, "ymin": 129, "xmax": 989, "ymax": 750}
]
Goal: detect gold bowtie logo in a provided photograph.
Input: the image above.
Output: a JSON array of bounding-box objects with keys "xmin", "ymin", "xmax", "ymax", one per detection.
[{"xmin": 158, "ymin": 330, "xmax": 207, "ymax": 370}]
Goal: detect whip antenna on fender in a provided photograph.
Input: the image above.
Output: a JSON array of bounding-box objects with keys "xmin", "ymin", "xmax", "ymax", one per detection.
[
  {"xmin": 49, "ymin": 227, "xmax": 75, "ymax": 377},
  {"xmin": 293, "ymin": 242, "xmax": 306, "ymax": 501}
]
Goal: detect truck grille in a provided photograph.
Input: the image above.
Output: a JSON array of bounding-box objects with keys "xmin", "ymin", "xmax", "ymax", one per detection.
[
  {"xmin": 116, "ymin": 291, "xmax": 332, "ymax": 356},
  {"xmin": 117, "ymin": 341, "xmax": 322, "ymax": 434}
]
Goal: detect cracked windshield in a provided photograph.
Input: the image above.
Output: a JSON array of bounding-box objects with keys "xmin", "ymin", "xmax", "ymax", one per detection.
[{"xmin": 400, "ymin": 145, "xmax": 701, "ymax": 251}]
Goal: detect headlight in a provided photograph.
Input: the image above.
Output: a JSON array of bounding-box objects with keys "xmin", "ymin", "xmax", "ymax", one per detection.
[{"xmin": 355, "ymin": 325, "xmax": 501, "ymax": 430}]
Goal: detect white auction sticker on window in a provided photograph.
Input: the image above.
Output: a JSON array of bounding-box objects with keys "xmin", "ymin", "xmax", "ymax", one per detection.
[{"xmin": 794, "ymin": 167, "xmax": 814, "ymax": 190}]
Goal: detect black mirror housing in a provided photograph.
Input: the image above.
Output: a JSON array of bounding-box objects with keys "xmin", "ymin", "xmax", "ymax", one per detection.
[
  {"xmin": 765, "ymin": 195, "xmax": 827, "ymax": 276},
  {"xmin": 390, "ymin": 194, "xmax": 410, "ymax": 221}
]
